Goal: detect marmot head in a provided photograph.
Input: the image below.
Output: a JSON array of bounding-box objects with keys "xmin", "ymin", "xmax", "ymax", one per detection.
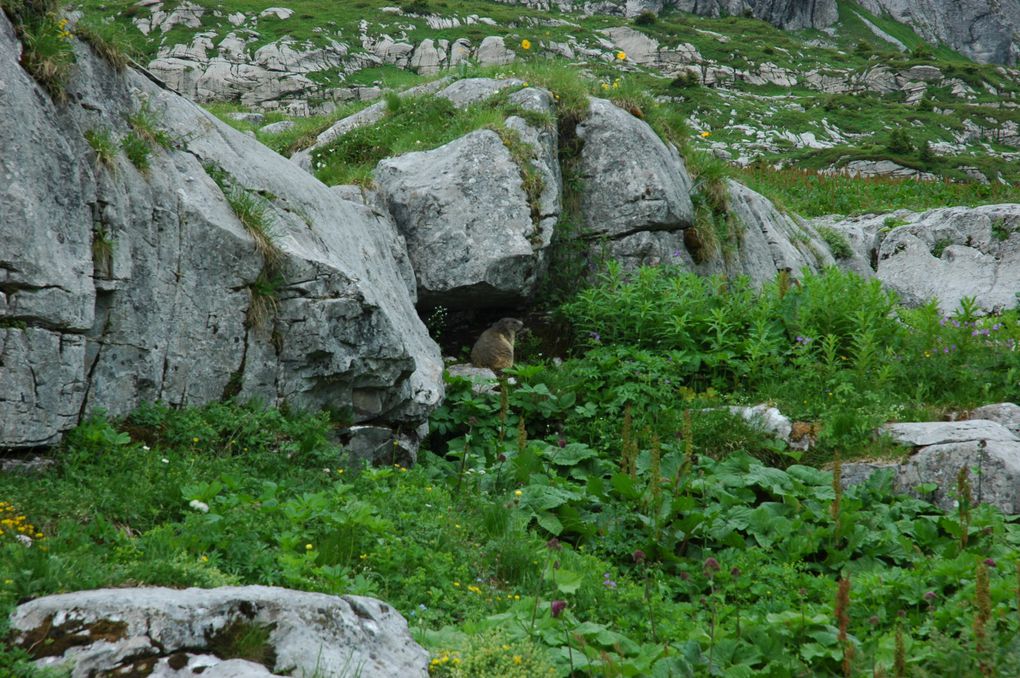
[{"xmin": 493, "ymin": 317, "xmax": 524, "ymax": 336}]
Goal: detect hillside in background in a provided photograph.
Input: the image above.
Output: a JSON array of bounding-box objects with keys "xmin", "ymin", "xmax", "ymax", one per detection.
[{"xmin": 73, "ymin": 0, "xmax": 1020, "ymax": 194}]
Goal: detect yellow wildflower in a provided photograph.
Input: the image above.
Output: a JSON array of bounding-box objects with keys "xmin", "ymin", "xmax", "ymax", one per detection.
[
  {"xmin": 514, "ymin": 489, "xmax": 523, "ymax": 497},
  {"xmin": 616, "ymin": 51, "xmax": 626, "ymax": 60},
  {"xmin": 305, "ymin": 543, "xmax": 313, "ymax": 550},
  {"xmin": 700, "ymin": 131, "xmax": 711, "ymax": 138},
  {"xmin": 521, "ymin": 39, "xmax": 532, "ymax": 50}
]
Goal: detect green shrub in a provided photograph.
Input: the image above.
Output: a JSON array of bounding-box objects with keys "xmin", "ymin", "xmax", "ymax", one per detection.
[{"xmin": 633, "ymin": 10, "xmax": 657, "ymax": 25}]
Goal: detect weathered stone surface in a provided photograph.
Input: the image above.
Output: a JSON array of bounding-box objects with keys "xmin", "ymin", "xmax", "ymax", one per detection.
[
  {"xmin": 723, "ymin": 180, "xmax": 835, "ymax": 286},
  {"xmin": 882, "ymin": 420, "xmax": 1019, "ymax": 447},
  {"xmin": 9, "ymin": 586, "xmax": 428, "ymax": 678},
  {"xmin": 0, "ymin": 16, "xmax": 442, "ymax": 448},
  {"xmin": 438, "ymin": 77, "xmax": 523, "ymax": 108},
  {"xmin": 843, "ymin": 413, "xmax": 1020, "ymax": 513},
  {"xmin": 374, "ymin": 130, "xmax": 546, "ymax": 308},
  {"xmin": 341, "ymin": 425, "xmax": 419, "ymax": 467},
  {"xmin": 576, "ymin": 97, "xmax": 694, "ymax": 239},
  {"xmin": 258, "ymin": 120, "xmax": 294, "ymax": 134},
  {"xmin": 592, "ymin": 179, "xmax": 834, "ymax": 286},
  {"xmin": 446, "ymin": 363, "xmax": 501, "ymax": 394},
  {"xmin": 476, "ymin": 35, "xmax": 516, "ymax": 65},
  {"xmin": 970, "ymin": 403, "xmax": 1020, "ymax": 436},
  {"xmin": 896, "ymin": 440, "xmax": 1020, "ymax": 513},
  {"xmin": 812, "ymin": 204, "xmax": 1020, "ymax": 312},
  {"xmin": 858, "ymin": 0, "xmax": 1020, "ymax": 64}
]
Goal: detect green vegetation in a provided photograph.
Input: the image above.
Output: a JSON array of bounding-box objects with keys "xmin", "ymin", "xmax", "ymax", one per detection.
[
  {"xmin": 204, "ymin": 163, "xmax": 282, "ymax": 263},
  {"xmin": 120, "ymin": 131, "xmax": 151, "ymax": 171},
  {"xmin": 3, "ymin": 269, "xmax": 1019, "ymax": 675},
  {"xmin": 736, "ymin": 166, "xmax": 1020, "ymax": 217},
  {"xmin": 127, "ymin": 99, "xmax": 173, "ymax": 149},
  {"xmin": 84, "ymin": 128, "xmax": 117, "ymax": 167},
  {"xmin": 817, "ymin": 225, "xmax": 854, "ymax": 259},
  {"xmin": 1, "ymin": 0, "xmax": 75, "ymax": 98}
]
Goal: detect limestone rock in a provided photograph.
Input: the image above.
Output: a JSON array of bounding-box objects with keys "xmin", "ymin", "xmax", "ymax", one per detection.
[
  {"xmin": 576, "ymin": 97, "xmax": 694, "ymax": 239},
  {"xmin": 969, "ymin": 403, "xmax": 1020, "ymax": 436},
  {"xmin": 9, "ymin": 586, "xmax": 428, "ymax": 678},
  {"xmin": 476, "ymin": 35, "xmax": 516, "ymax": 66},
  {"xmin": 446, "ymin": 363, "xmax": 501, "ymax": 395},
  {"xmin": 897, "ymin": 440, "xmax": 1020, "ymax": 513},
  {"xmin": 341, "ymin": 425, "xmax": 419, "ymax": 467},
  {"xmin": 0, "ymin": 16, "xmax": 442, "ymax": 448},
  {"xmin": 874, "ymin": 205, "xmax": 1020, "ymax": 311},
  {"xmin": 857, "ymin": 0, "xmax": 1020, "ymax": 64},
  {"xmin": 843, "ymin": 413, "xmax": 1020, "ymax": 513},
  {"xmin": 374, "ymin": 130, "xmax": 547, "ymax": 308},
  {"xmin": 882, "ymin": 420, "xmax": 1019, "ymax": 447}
]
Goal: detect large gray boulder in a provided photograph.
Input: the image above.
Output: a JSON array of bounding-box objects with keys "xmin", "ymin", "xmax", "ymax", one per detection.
[
  {"xmin": 816, "ymin": 204, "xmax": 1020, "ymax": 312},
  {"xmin": 882, "ymin": 420, "xmax": 1019, "ymax": 447},
  {"xmin": 576, "ymin": 97, "xmax": 694, "ymax": 239},
  {"xmin": 594, "ymin": 178, "xmax": 834, "ymax": 287},
  {"xmin": 844, "ymin": 409, "xmax": 1020, "ymax": 513},
  {"xmin": 0, "ymin": 16, "xmax": 442, "ymax": 448},
  {"xmin": 374, "ymin": 129, "xmax": 549, "ymax": 308},
  {"xmin": 8, "ymin": 586, "xmax": 428, "ymax": 678}
]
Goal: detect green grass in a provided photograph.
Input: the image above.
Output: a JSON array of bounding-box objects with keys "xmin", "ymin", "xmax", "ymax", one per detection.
[
  {"xmin": 84, "ymin": 129, "xmax": 118, "ymax": 167},
  {"xmin": 3, "ymin": 280, "xmax": 1020, "ymax": 675},
  {"xmin": 735, "ymin": 166, "xmax": 1020, "ymax": 217},
  {"xmin": 121, "ymin": 131, "xmax": 151, "ymax": 171}
]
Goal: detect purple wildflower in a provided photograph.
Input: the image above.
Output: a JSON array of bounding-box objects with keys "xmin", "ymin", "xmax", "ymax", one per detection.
[{"xmin": 551, "ymin": 600, "xmax": 567, "ymax": 617}]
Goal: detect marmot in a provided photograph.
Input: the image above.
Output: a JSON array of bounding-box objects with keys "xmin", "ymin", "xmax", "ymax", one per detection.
[{"xmin": 470, "ymin": 317, "xmax": 524, "ymax": 371}]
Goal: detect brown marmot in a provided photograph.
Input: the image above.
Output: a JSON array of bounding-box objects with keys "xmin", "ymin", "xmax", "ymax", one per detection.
[{"xmin": 470, "ymin": 317, "xmax": 524, "ymax": 371}]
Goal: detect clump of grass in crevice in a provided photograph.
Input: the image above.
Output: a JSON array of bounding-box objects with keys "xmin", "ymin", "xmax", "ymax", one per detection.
[
  {"xmin": 84, "ymin": 128, "xmax": 117, "ymax": 168},
  {"xmin": 121, "ymin": 131, "xmax": 150, "ymax": 171},
  {"xmin": 817, "ymin": 225, "xmax": 854, "ymax": 259},
  {"xmin": 246, "ymin": 269, "xmax": 282, "ymax": 330},
  {"xmin": 203, "ymin": 163, "xmax": 283, "ymax": 265},
  {"xmin": 686, "ymin": 151, "xmax": 738, "ymax": 263},
  {"xmin": 92, "ymin": 227, "xmax": 114, "ymax": 277},
  {"xmin": 128, "ymin": 99, "xmax": 173, "ymax": 149},
  {"xmin": 2, "ymin": 0, "xmax": 75, "ymax": 99}
]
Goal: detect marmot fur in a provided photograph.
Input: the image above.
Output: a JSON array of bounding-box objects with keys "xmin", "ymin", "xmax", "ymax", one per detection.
[{"xmin": 470, "ymin": 317, "xmax": 524, "ymax": 371}]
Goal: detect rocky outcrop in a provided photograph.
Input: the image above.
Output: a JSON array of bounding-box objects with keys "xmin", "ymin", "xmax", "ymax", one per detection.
[
  {"xmin": 374, "ymin": 129, "xmax": 551, "ymax": 308},
  {"xmin": 595, "ymin": 177, "xmax": 834, "ymax": 286},
  {"xmin": 576, "ymin": 97, "xmax": 695, "ymax": 239},
  {"xmin": 9, "ymin": 586, "xmax": 429, "ymax": 678},
  {"xmin": 843, "ymin": 412, "xmax": 1020, "ymax": 514},
  {"xmin": 815, "ymin": 204, "xmax": 1020, "ymax": 312},
  {"xmin": 858, "ymin": 0, "xmax": 1020, "ymax": 65},
  {"xmin": 0, "ymin": 16, "xmax": 443, "ymax": 448}
]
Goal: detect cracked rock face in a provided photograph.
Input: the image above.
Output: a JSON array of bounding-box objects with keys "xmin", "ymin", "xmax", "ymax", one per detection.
[
  {"xmin": 576, "ymin": 97, "xmax": 695, "ymax": 240},
  {"xmin": 0, "ymin": 15, "xmax": 443, "ymax": 449},
  {"xmin": 9, "ymin": 586, "xmax": 429, "ymax": 678},
  {"xmin": 375, "ymin": 128, "xmax": 554, "ymax": 308},
  {"xmin": 816, "ymin": 204, "xmax": 1020, "ymax": 312}
]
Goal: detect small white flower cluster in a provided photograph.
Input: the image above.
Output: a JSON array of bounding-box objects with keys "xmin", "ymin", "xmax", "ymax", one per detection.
[
  {"xmin": 189, "ymin": 499, "xmax": 210, "ymax": 513},
  {"xmin": 15, "ymin": 534, "xmax": 33, "ymax": 548}
]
